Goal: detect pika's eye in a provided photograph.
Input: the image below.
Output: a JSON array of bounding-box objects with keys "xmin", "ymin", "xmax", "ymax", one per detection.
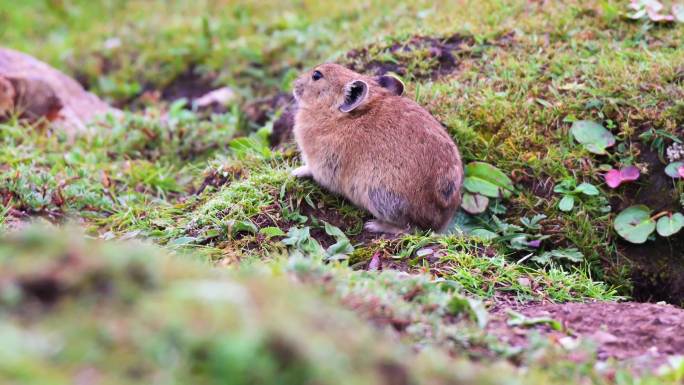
[{"xmin": 312, "ymin": 70, "xmax": 323, "ymax": 81}]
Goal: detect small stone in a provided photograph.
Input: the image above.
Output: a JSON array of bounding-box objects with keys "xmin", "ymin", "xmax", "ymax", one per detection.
[
  {"xmin": 591, "ymin": 330, "xmax": 619, "ymax": 344},
  {"xmin": 194, "ymin": 87, "xmax": 235, "ymax": 109}
]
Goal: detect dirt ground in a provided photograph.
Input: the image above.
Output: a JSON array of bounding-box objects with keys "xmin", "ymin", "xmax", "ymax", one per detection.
[{"xmin": 488, "ymin": 301, "xmax": 684, "ymax": 372}]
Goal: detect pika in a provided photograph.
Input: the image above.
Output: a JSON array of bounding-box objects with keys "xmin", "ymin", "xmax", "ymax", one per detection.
[{"xmin": 292, "ymin": 63, "xmax": 463, "ymax": 234}]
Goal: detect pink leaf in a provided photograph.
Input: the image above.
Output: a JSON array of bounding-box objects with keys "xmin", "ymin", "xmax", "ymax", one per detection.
[
  {"xmin": 679, "ymin": 166, "xmax": 684, "ymax": 178},
  {"xmin": 620, "ymin": 166, "xmax": 640, "ymax": 181},
  {"xmin": 604, "ymin": 166, "xmax": 641, "ymax": 189},
  {"xmin": 605, "ymin": 169, "xmax": 623, "ymax": 188},
  {"xmin": 527, "ymin": 240, "xmax": 541, "ymax": 248}
]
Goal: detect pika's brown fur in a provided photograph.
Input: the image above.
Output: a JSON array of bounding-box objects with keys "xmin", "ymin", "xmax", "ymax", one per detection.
[{"xmin": 292, "ymin": 63, "xmax": 463, "ymax": 233}]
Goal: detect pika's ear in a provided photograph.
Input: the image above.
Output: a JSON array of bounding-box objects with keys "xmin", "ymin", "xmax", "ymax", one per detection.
[
  {"xmin": 339, "ymin": 80, "xmax": 368, "ymax": 113},
  {"xmin": 377, "ymin": 74, "xmax": 404, "ymax": 96}
]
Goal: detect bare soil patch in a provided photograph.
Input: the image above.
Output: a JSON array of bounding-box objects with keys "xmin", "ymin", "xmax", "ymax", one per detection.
[
  {"xmin": 344, "ymin": 31, "xmax": 515, "ymax": 80},
  {"xmin": 158, "ymin": 66, "xmax": 217, "ymax": 104},
  {"xmin": 241, "ymin": 92, "xmax": 296, "ymax": 147},
  {"xmin": 264, "ymin": 32, "xmax": 516, "ymax": 147},
  {"xmin": 488, "ymin": 301, "xmax": 684, "ymax": 371},
  {"xmin": 344, "ymin": 33, "xmax": 476, "ymax": 80}
]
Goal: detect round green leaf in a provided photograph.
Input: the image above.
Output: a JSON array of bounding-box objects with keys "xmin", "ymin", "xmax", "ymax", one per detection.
[
  {"xmin": 575, "ymin": 182, "xmax": 599, "ymax": 196},
  {"xmin": 470, "ymin": 228, "xmax": 498, "ymax": 240},
  {"xmin": 461, "ymin": 193, "xmax": 489, "ymax": 214},
  {"xmin": 656, "ymin": 213, "xmax": 684, "ymax": 237},
  {"xmin": 570, "ymin": 120, "xmax": 615, "ymax": 154},
  {"xmin": 259, "ymin": 226, "xmax": 286, "ymax": 238},
  {"xmin": 665, "ymin": 162, "xmax": 684, "ymax": 178},
  {"xmin": 614, "ymin": 205, "xmax": 656, "ymax": 244},
  {"xmin": 558, "ymin": 195, "xmax": 575, "ymax": 212},
  {"xmin": 463, "ymin": 162, "xmax": 514, "ymax": 198}
]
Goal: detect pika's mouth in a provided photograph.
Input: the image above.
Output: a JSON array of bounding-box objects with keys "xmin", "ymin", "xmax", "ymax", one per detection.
[{"xmin": 292, "ymin": 84, "xmax": 303, "ymax": 101}]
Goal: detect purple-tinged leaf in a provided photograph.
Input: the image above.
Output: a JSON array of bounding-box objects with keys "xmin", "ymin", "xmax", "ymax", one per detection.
[
  {"xmin": 368, "ymin": 252, "xmax": 381, "ymax": 271},
  {"xmin": 620, "ymin": 166, "xmax": 640, "ymax": 181},
  {"xmin": 527, "ymin": 240, "xmax": 541, "ymax": 248}
]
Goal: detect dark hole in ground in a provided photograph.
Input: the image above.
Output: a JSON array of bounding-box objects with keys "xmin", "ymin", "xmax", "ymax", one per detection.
[
  {"xmin": 131, "ymin": 65, "xmax": 227, "ymax": 114},
  {"xmin": 72, "ymin": 58, "xmax": 224, "ymax": 112},
  {"xmin": 19, "ymin": 275, "xmax": 62, "ymax": 305},
  {"xmin": 158, "ymin": 66, "xmax": 217, "ymax": 104},
  {"xmin": 241, "ymin": 92, "xmax": 295, "ymax": 146},
  {"xmin": 615, "ymin": 143, "xmax": 684, "ymax": 306},
  {"xmin": 376, "ymin": 361, "xmax": 410, "ymax": 385}
]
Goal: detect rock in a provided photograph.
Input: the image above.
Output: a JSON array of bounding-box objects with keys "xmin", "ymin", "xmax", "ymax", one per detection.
[
  {"xmin": 591, "ymin": 330, "xmax": 619, "ymax": 345},
  {"xmin": 0, "ymin": 47, "xmax": 119, "ymax": 134},
  {"xmin": 193, "ymin": 87, "xmax": 235, "ymax": 110},
  {"xmin": 0, "ymin": 76, "xmax": 16, "ymax": 117}
]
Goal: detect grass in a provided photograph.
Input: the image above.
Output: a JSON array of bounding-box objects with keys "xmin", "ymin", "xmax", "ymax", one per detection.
[
  {"xmin": 0, "ymin": 229, "xmax": 509, "ymax": 385},
  {"xmin": 0, "ymin": 228, "xmax": 675, "ymax": 385},
  {"xmin": 2, "ymin": 0, "xmax": 684, "ymax": 383}
]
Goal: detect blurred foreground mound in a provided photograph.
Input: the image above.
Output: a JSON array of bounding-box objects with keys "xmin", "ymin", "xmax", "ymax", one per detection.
[
  {"xmin": 0, "ymin": 228, "xmax": 518, "ymax": 385},
  {"xmin": 0, "ymin": 48, "xmax": 118, "ymax": 134}
]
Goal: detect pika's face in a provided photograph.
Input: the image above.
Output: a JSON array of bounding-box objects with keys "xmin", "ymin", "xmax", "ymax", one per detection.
[{"xmin": 293, "ymin": 63, "xmax": 404, "ymax": 114}]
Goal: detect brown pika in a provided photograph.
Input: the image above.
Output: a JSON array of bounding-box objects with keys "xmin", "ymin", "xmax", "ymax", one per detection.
[{"xmin": 292, "ymin": 63, "xmax": 463, "ymax": 234}]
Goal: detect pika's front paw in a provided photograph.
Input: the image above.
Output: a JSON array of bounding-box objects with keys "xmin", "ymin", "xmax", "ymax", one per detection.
[
  {"xmin": 364, "ymin": 220, "xmax": 409, "ymax": 235},
  {"xmin": 291, "ymin": 165, "xmax": 313, "ymax": 178}
]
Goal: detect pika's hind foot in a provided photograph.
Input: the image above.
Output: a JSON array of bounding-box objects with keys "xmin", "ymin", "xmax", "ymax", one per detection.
[
  {"xmin": 292, "ymin": 165, "xmax": 312, "ymax": 178},
  {"xmin": 364, "ymin": 220, "xmax": 409, "ymax": 235}
]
